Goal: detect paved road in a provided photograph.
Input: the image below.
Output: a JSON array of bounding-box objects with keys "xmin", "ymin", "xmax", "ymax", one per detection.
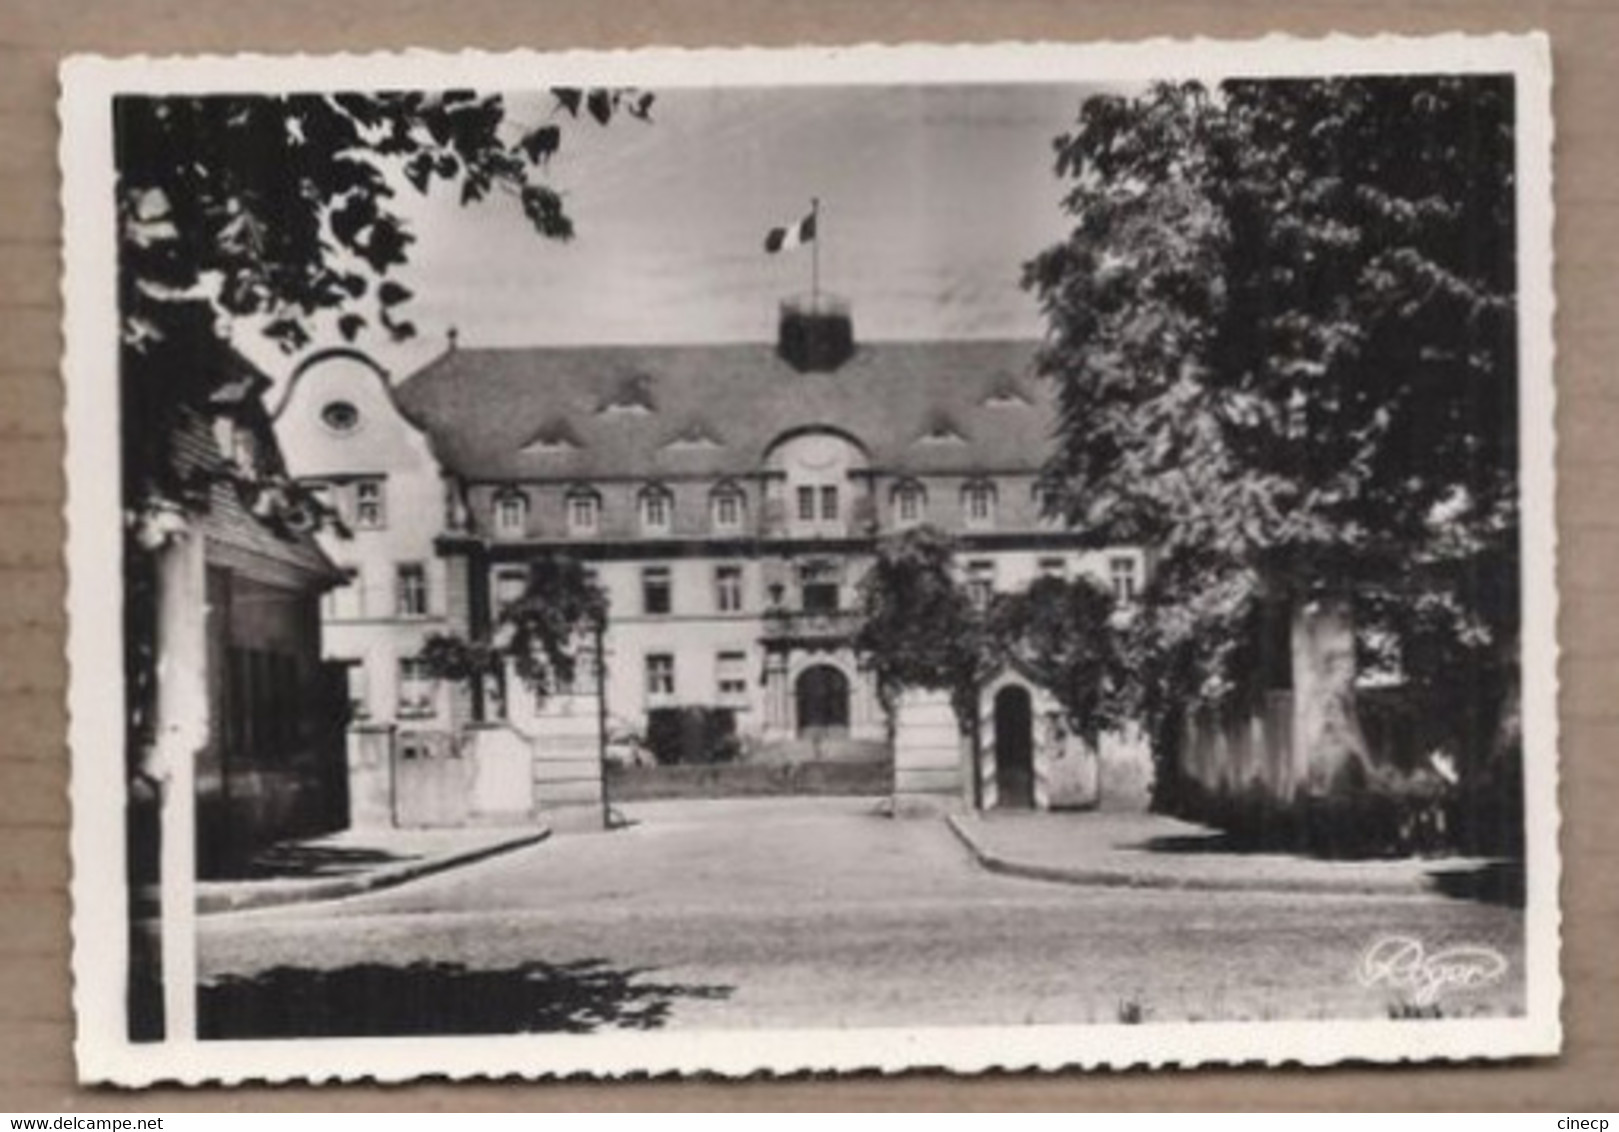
[{"xmin": 198, "ymin": 797, "xmax": 1526, "ymax": 1036}]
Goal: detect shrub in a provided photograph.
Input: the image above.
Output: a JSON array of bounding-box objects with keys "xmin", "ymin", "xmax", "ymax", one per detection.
[{"xmin": 644, "ymin": 706, "xmax": 741, "ymax": 766}]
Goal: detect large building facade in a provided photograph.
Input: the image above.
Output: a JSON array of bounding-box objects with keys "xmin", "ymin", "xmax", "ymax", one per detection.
[{"xmin": 275, "ymin": 304, "xmax": 1147, "ymax": 823}]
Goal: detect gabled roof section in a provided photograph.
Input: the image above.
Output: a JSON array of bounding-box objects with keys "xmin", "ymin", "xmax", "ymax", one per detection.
[
  {"xmin": 596, "ymin": 371, "xmax": 657, "ymax": 416},
  {"xmin": 663, "ymin": 420, "xmax": 725, "ymax": 451},
  {"xmin": 914, "ymin": 410, "xmax": 969, "ymax": 446},
  {"xmin": 981, "ymin": 374, "xmax": 1034, "ymax": 408},
  {"xmin": 394, "ymin": 339, "xmax": 1049, "ymax": 481},
  {"xmin": 174, "ymin": 407, "xmax": 342, "ymax": 582}
]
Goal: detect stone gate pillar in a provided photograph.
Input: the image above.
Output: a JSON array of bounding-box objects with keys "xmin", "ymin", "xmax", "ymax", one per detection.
[{"xmin": 892, "ymin": 688, "xmax": 967, "ymax": 813}]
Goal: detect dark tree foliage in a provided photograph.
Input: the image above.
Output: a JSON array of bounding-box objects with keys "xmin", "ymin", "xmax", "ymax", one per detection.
[
  {"xmin": 853, "ymin": 526, "xmax": 991, "ymax": 731},
  {"xmin": 423, "ymin": 554, "xmax": 608, "ymax": 709},
  {"xmin": 1024, "ymin": 77, "xmax": 1519, "ymax": 781},
  {"xmin": 116, "ymin": 86, "xmax": 653, "ymax": 540}
]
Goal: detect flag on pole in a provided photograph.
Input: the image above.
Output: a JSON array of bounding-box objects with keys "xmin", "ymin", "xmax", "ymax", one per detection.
[{"xmin": 764, "ymin": 209, "xmax": 816, "ymax": 254}]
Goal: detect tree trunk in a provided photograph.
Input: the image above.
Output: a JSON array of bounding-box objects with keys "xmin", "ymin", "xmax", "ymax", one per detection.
[
  {"xmin": 151, "ymin": 534, "xmax": 207, "ymax": 1042},
  {"xmin": 1290, "ymin": 594, "xmax": 1373, "ymax": 797}
]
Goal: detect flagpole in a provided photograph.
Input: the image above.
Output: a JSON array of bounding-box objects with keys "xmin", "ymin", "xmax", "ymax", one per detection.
[{"xmin": 810, "ymin": 197, "xmax": 820, "ymax": 305}]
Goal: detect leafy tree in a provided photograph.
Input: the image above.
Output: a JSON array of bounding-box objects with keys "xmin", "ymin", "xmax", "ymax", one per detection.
[
  {"xmin": 117, "ymin": 90, "xmax": 649, "ymax": 1040},
  {"xmin": 991, "ymin": 575, "xmax": 1124, "ymax": 748},
  {"xmin": 1024, "ymin": 77, "xmax": 1518, "ymax": 800},
  {"xmin": 116, "ymin": 86, "xmax": 653, "ymax": 542},
  {"xmin": 853, "ymin": 526, "xmax": 990, "ymax": 731},
  {"xmin": 423, "ymin": 554, "xmax": 609, "ymax": 710},
  {"xmin": 119, "ymin": 86, "xmax": 650, "ymax": 745}
]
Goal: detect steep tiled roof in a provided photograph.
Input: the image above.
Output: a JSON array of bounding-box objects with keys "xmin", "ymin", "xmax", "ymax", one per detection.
[
  {"xmin": 173, "ymin": 408, "xmax": 343, "ymax": 582},
  {"xmin": 393, "ymin": 339, "xmax": 1051, "ymax": 482}
]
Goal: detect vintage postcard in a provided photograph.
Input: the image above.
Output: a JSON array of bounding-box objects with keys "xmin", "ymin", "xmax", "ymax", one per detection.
[{"xmin": 61, "ymin": 35, "xmax": 1559, "ymax": 1085}]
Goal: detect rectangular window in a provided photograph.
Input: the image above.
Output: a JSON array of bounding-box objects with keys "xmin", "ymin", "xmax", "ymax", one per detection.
[
  {"xmin": 483, "ymin": 670, "xmax": 507, "ymax": 722},
  {"xmin": 645, "ymin": 653, "xmax": 675, "ymax": 698},
  {"xmin": 1038, "ymin": 556, "xmax": 1067, "ymax": 580},
  {"xmin": 397, "ymin": 657, "xmax": 434, "ymax": 717},
  {"xmin": 966, "ymin": 559, "xmax": 996, "ymax": 610},
  {"xmin": 714, "ymin": 491, "xmax": 741, "ymax": 530},
  {"xmin": 568, "ymin": 493, "xmax": 599, "ymax": 535},
  {"xmin": 493, "ymin": 567, "xmax": 528, "ymax": 613},
  {"xmin": 897, "ymin": 487, "xmax": 921, "ymax": 524},
  {"xmin": 342, "ymin": 660, "xmax": 369, "ymax": 721},
  {"xmin": 820, "ymin": 485, "xmax": 839, "ymax": 521},
  {"xmin": 566, "ymin": 637, "xmax": 601, "ymax": 696},
  {"xmin": 716, "ymin": 651, "xmax": 748, "ymax": 701},
  {"xmin": 1110, "ymin": 555, "xmax": 1140, "ymax": 603},
  {"xmin": 801, "ymin": 561, "xmax": 840, "ymax": 614},
  {"xmin": 323, "ymin": 563, "xmax": 359, "ymax": 619},
  {"xmin": 641, "ymin": 491, "xmax": 672, "ymax": 533},
  {"xmin": 642, "ymin": 566, "xmax": 672, "ymax": 615},
  {"xmin": 797, "ymin": 485, "xmax": 816, "ymax": 521},
  {"xmin": 964, "ymin": 484, "xmax": 995, "ymax": 527},
  {"xmin": 715, "ymin": 565, "xmax": 744, "ymax": 613},
  {"xmin": 354, "ymin": 478, "xmax": 386, "ymax": 529},
  {"xmin": 495, "ymin": 492, "xmax": 528, "ymax": 536},
  {"xmin": 396, "ymin": 562, "xmax": 428, "ymax": 617}
]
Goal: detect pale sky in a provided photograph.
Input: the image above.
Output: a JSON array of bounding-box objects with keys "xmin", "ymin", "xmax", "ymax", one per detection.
[{"xmin": 244, "ymin": 83, "xmax": 1112, "ymax": 381}]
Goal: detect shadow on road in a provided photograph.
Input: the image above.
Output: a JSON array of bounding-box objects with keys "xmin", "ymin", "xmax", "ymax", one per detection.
[
  {"xmin": 199, "ymin": 959, "xmax": 735, "ymax": 1038},
  {"xmin": 1128, "ymin": 832, "xmax": 1236, "ymax": 855},
  {"xmin": 1426, "ymin": 861, "xmax": 1526, "ymax": 908},
  {"xmin": 225, "ymin": 844, "xmax": 415, "ymax": 880}
]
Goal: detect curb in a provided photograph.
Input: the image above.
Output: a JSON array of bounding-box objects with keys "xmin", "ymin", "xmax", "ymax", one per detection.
[
  {"xmin": 197, "ymin": 828, "xmax": 552, "ymax": 916},
  {"xmin": 944, "ymin": 814, "xmax": 1455, "ymax": 898}
]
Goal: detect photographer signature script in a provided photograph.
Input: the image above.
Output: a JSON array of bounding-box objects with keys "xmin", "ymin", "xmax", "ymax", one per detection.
[{"xmin": 1356, "ymin": 935, "xmax": 1509, "ymax": 1006}]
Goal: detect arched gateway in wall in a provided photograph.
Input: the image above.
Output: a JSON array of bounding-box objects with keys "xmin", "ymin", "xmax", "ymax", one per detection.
[{"xmin": 992, "ymin": 684, "xmax": 1036, "ymax": 809}]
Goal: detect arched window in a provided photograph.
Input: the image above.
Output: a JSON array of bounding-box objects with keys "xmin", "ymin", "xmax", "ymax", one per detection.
[
  {"xmin": 962, "ymin": 479, "xmax": 998, "ymax": 529},
  {"xmin": 639, "ymin": 484, "xmax": 674, "ymax": 535},
  {"xmin": 892, "ymin": 479, "xmax": 927, "ymax": 528},
  {"xmin": 710, "ymin": 482, "xmax": 746, "ymax": 533},
  {"xmin": 493, "ymin": 488, "xmax": 529, "ymax": 538},
  {"xmin": 565, "ymin": 486, "xmax": 601, "ymax": 536}
]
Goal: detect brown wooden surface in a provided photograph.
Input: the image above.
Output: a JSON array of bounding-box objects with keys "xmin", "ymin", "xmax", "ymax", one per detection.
[{"xmin": 2, "ymin": 0, "xmax": 1615, "ymax": 1111}]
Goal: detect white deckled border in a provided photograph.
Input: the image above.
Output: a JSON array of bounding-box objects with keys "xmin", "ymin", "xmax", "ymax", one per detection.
[{"xmin": 61, "ymin": 32, "xmax": 1560, "ymax": 1087}]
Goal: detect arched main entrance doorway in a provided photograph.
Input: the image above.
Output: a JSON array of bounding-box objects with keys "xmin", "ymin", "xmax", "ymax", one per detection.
[
  {"xmin": 795, "ymin": 665, "xmax": 850, "ymax": 738},
  {"xmin": 993, "ymin": 684, "xmax": 1035, "ymax": 809}
]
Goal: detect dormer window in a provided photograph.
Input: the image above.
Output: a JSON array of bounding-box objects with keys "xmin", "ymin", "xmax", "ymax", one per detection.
[
  {"xmin": 962, "ymin": 480, "xmax": 997, "ymax": 530},
  {"xmin": 981, "ymin": 378, "xmax": 1032, "ymax": 409},
  {"xmin": 710, "ymin": 483, "xmax": 746, "ymax": 533},
  {"xmin": 566, "ymin": 487, "xmax": 601, "ymax": 536},
  {"xmin": 666, "ymin": 422, "xmax": 724, "ymax": 451},
  {"xmin": 599, "ymin": 373, "xmax": 657, "ymax": 417},
  {"xmin": 493, "ymin": 489, "xmax": 529, "ymax": 538},
  {"xmin": 916, "ymin": 412, "xmax": 968, "ymax": 446},
  {"xmin": 639, "ymin": 484, "xmax": 674, "ymax": 535},
  {"xmin": 892, "ymin": 480, "xmax": 927, "ymax": 528}
]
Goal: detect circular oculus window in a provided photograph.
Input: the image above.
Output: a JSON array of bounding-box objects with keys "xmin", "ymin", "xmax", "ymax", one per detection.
[{"xmin": 320, "ymin": 400, "xmax": 360, "ymax": 433}]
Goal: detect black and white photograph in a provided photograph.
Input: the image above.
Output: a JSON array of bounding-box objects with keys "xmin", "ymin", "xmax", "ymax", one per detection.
[{"xmin": 60, "ymin": 36, "xmax": 1558, "ymax": 1084}]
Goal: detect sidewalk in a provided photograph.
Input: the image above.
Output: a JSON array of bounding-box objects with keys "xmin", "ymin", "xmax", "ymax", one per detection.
[
  {"xmin": 946, "ymin": 809, "xmax": 1512, "ymax": 899},
  {"xmin": 197, "ymin": 825, "xmax": 551, "ymax": 915}
]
